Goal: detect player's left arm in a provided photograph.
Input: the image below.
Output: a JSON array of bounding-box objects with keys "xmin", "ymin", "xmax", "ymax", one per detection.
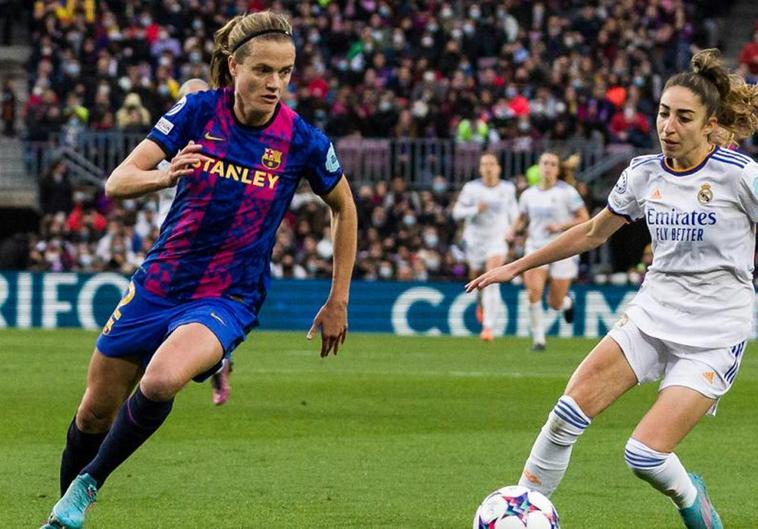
[{"xmin": 307, "ymin": 176, "xmax": 357, "ymax": 357}]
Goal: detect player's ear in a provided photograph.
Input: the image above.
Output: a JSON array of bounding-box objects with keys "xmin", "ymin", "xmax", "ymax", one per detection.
[{"xmin": 228, "ymin": 54, "xmax": 238, "ymax": 78}]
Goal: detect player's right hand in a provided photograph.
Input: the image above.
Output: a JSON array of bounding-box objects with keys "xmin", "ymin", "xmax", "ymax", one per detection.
[
  {"xmin": 465, "ymin": 262, "xmax": 520, "ymax": 292},
  {"xmin": 162, "ymin": 141, "xmax": 205, "ymax": 188},
  {"xmin": 477, "ymin": 202, "xmax": 488, "ymax": 213}
]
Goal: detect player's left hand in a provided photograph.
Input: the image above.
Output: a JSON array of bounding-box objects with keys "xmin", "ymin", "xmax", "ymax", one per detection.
[
  {"xmin": 546, "ymin": 223, "xmax": 562, "ymax": 233},
  {"xmin": 307, "ymin": 300, "xmax": 348, "ymax": 357}
]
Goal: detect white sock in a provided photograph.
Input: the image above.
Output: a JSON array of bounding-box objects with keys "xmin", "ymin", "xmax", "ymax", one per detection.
[
  {"xmin": 482, "ymin": 285, "xmax": 498, "ymax": 329},
  {"xmin": 624, "ymin": 438, "xmax": 698, "ymax": 509},
  {"xmin": 518, "ymin": 395, "xmax": 591, "ymax": 497},
  {"xmin": 561, "ymin": 295, "xmax": 573, "ymax": 311},
  {"xmin": 529, "ymin": 302, "xmax": 545, "ymax": 344}
]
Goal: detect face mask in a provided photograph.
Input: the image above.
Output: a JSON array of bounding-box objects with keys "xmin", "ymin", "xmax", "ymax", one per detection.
[
  {"xmin": 189, "ymin": 51, "xmax": 201, "ymax": 63},
  {"xmin": 423, "ymin": 234, "xmax": 439, "ymax": 247},
  {"xmin": 379, "ymin": 265, "xmax": 393, "ymax": 278},
  {"xmin": 379, "ymin": 100, "xmax": 392, "ymax": 112},
  {"xmin": 158, "ymin": 84, "xmax": 169, "ymax": 96},
  {"xmin": 441, "ymin": 7, "xmax": 453, "ymax": 18},
  {"xmin": 463, "ymin": 23, "xmax": 475, "ymax": 35},
  {"xmin": 432, "ymin": 181, "xmax": 447, "ymax": 194},
  {"xmin": 451, "ymin": 28, "xmax": 462, "ymax": 39},
  {"xmin": 422, "ymin": 36, "xmax": 433, "ymax": 47},
  {"xmin": 428, "ymin": 22, "xmax": 439, "ymax": 32},
  {"xmin": 192, "ymin": 19, "xmax": 203, "ymax": 30},
  {"xmin": 469, "ymin": 7, "xmax": 481, "ymax": 19},
  {"xmin": 141, "ymin": 16, "xmax": 152, "ymax": 27},
  {"xmin": 64, "ymin": 63, "xmax": 81, "ymax": 76},
  {"xmin": 403, "ymin": 214, "xmax": 417, "ymax": 226},
  {"xmin": 159, "ymin": 56, "xmax": 172, "ymax": 67}
]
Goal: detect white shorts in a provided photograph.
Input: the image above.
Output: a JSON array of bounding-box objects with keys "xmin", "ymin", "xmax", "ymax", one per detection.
[
  {"xmin": 608, "ymin": 316, "xmax": 746, "ymax": 415},
  {"xmin": 465, "ymin": 239, "xmax": 507, "ymax": 271},
  {"xmin": 534, "ymin": 256, "xmax": 579, "ymax": 280}
]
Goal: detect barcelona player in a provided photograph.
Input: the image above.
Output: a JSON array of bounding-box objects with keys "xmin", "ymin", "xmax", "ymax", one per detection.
[
  {"xmin": 469, "ymin": 49, "xmax": 758, "ymax": 528},
  {"xmin": 155, "ymin": 77, "xmax": 234, "ymax": 406},
  {"xmin": 41, "ymin": 11, "xmax": 357, "ymax": 529}
]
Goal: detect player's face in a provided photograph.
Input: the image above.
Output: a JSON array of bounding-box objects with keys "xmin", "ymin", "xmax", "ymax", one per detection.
[
  {"xmin": 229, "ymin": 38, "xmax": 295, "ymax": 125},
  {"xmin": 538, "ymin": 153, "xmax": 560, "ymax": 185},
  {"xmin": 656, "ymin": 85, "xmax": 717, "ymax": 167},
  {"xmin": 479, "ymin": 154, "xmax": 501, "ymax": 186}
]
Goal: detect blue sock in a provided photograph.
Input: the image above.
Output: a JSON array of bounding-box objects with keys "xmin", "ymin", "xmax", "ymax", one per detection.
[
  {"xmin": 81, "ymin": 388, "xmax": 173, "ymax": 487},
  {"xmin": 60, "ymin": 418, "xmax": 108, "ymax": 495}
]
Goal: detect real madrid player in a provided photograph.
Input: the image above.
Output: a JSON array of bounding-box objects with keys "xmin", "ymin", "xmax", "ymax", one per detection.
[
  {"xmin": 468, "ymin": 49, "xmax": 758, "ymax": 528},
  {"xmin": 517, "ymin": 151, "xmax": 588, "ymax": 351},
  {"xmin": 41, "ymin": 11, "xmax": 357, "ymax": 529},
  {"xmin": 452, "ymin": 152, "xmax": 519, "ymax": 341}
]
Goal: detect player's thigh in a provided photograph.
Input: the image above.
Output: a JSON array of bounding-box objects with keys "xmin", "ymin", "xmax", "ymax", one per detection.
[
  {"xmin": 140, "ymin": 323, "xmax": 224, "ymax": 401},
  {"xmin": 523, "ymin": 267, "xmax": 549, "ymax": 303},
  {"xmin": 77, "ymin": 349, "xmax": 143, "ymax": 432},
  {"xmin": 632, "ymin": 386, "xmax": 715, "ymax": 452},
  {"xmin": 564, "ymin": 336, "xmax": 638, "ymax": 418},
  {"xmin": 547, "ymin": 278, "xmax": 572, "ymax": 309}
]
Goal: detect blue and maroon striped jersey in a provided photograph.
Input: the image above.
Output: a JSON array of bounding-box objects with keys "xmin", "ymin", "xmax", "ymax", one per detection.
[{"xmin": 136, "ymin": 87, "xmax": 343, "ymax": 312}]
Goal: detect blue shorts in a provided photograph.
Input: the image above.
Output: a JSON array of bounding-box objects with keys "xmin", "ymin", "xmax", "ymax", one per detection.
[{"xmin": 96, "ymin": 280, "xmax": 257, "ymax": 381}]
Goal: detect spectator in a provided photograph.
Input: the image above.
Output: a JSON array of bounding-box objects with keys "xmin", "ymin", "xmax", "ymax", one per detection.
[
  {"xmin": 2, "ymin": 79, "xmax": 16, "ymax": 136},
  {"xmin": 39, "ymin": 159, "xmax": 73, "ymax": 215}
]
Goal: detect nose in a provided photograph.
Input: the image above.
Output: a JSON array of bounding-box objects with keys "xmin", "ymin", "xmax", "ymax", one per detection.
[
  {"xmin": 266, "ymin": 73, "xmax": 281, "ymax": 91},
  {"xmin": 661, "ymin": 116, "xmax": 674, "ymax": 135}
]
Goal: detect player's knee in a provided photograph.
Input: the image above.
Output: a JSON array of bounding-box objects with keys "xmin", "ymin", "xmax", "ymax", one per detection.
[
  {"xmin": 139, "ymin": 373, "xmax": 183, "ymax": 402},
  {"xmin": 624, "ymin": 438, "xmax": 667, "ymax": 477},
  {"xmin": 542, "ymin": 395, "xmax": 592, "ymax": 446},
  {"xmin": 76, "ymin": 401, "xmax": 118, "ymax": 433}
]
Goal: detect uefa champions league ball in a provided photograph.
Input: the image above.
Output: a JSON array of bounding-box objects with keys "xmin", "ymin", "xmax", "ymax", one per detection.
[{"xmin": 473, "ymin": 485, "xmax": 560, "ymax": 529}]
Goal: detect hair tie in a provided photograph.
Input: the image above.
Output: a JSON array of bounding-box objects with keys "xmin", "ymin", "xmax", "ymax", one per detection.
[{"xmin": 232, "ymin": 29, "xmax": 292, "ymax": 53}]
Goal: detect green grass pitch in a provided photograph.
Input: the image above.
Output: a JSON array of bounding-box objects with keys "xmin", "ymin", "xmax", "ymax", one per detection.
[{"xmin": 1, "ymin": 329, "xmax": 756, "ymax": 528}]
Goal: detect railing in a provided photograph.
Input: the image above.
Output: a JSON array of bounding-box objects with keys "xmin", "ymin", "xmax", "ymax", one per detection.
[{"xmin": 21, "ymin": 132, "xmax": 614, "ymax": 189}]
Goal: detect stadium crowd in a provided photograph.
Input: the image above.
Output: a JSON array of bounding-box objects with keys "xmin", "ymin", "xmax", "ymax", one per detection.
[
  {"xmin": 26, "ymin": 0, "xmax": 725, "ymax": 146},
  {"xmin": 17, "ymin": 0, "xmax": 757, "ymax": 282}
]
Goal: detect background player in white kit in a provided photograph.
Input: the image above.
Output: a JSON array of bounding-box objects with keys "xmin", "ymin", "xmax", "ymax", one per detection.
[
  {"xmin": 452, "ymin": 152, "xmax": 518, "ymax": 341},
  {"xmin": 517, "ymin": 152, "xmax": 588, "ymax": 351},
  {"xmin": 467, "ymin": 49, "xmax": 758, "ymax": 529},
  {"xmin": 156, "ymin": 79, "xmax": 232, "ymax": 406}
]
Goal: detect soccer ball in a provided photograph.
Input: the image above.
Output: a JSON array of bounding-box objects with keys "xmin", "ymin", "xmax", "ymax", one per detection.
[{"xmin": 473, "ymin": 485, "xmax": 560, "ymax": 529}]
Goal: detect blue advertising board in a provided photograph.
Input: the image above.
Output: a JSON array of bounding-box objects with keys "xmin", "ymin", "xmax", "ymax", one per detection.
[{"xmin": 0, "ymin": 272, "xmax": 756, "ymax": 338}]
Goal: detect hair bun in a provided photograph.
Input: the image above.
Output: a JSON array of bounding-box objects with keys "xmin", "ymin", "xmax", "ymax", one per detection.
[{"xmin": 691, "ymin": 48, "xmax": 730, "ymax": 99}]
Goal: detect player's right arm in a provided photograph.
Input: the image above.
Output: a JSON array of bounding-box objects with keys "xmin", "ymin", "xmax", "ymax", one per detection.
[
  {"xmin": 468, "ymin": 166, "xmax": 642, "ymax": 290},
  {"xmin": 467, "ymin": 207, "xmax": 626, "ymax": 291},
  {"xmin": 105, "ymin": 139, "xmax": 203, "ymax": 199}
]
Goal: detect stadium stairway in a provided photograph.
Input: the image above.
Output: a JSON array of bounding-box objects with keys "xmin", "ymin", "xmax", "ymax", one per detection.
[
  {"xmin": 0, "ymin": 44, "xmax": 36, "ymax": 209},
  {"xmin": 721, "ymin": 0, "xmax": 758, "ymax": 65}
]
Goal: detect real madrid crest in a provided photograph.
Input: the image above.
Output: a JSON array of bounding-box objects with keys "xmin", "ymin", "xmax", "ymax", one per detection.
[
  {"xmin": 262, "ymin": 148, "xmax": 282, "ymax": 170},
  {"xmin": 697, "ymin": 183, "xmax": 713, "ymax": 204}
]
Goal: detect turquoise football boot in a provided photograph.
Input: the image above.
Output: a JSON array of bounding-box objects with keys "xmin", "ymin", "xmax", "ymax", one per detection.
[
  {"xmin": 40, "ymin": 474, "xmax": 98, "ymax": 529},
  {"xmin": 679, "ymin": 473, "xmax": 723, "ymax": 529}
]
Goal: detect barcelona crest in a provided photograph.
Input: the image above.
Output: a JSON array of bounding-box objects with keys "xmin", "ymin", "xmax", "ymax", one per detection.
[{"xmin": 262, "ymin": 148, "xmax": 282, "ymax": 170}]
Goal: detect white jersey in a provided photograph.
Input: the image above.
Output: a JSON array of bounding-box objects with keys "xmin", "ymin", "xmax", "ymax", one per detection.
[
  {"xmin": 452, "ymin": 179, "xmax": 519, "ymax": 243},
  {"xmin": 608, "ymin": 147, "xmax": 758, "ymax": 348},
  {"xmin": 156, "ymin": 159, "xmax": 176, "ymax": 226},
  {"xmin": 519, "ymin": 181, "xmax": 585, "ymax": 252}
]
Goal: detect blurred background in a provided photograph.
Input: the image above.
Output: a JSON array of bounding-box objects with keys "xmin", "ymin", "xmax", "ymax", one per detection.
[{"xmin": 0, "ymin": 0, "xmax": 757, "ymax": 334}]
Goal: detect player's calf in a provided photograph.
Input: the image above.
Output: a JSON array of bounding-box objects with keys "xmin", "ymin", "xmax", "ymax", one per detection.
[{"xmin": 518, "ymin": 395, "xmax": 591, "ymax": 497}]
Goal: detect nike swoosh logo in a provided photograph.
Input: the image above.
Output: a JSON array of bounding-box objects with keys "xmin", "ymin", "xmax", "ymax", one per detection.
[
  {"xmin": 210, "ymin": 312, "xmax": 226, "ymax": 325},
  {"xmin": 204, "ymin": 132, "xmax": 225, "ymax": 142}
]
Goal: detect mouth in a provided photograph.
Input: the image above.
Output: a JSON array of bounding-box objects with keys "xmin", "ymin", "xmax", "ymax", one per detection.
[
  {"xmin": 261, "ymin": 94, "xmax": 278, "ymax": 104},
  {"xmin": 661, "ymin": 138, "xmax": 678, "ymax": 149}
]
